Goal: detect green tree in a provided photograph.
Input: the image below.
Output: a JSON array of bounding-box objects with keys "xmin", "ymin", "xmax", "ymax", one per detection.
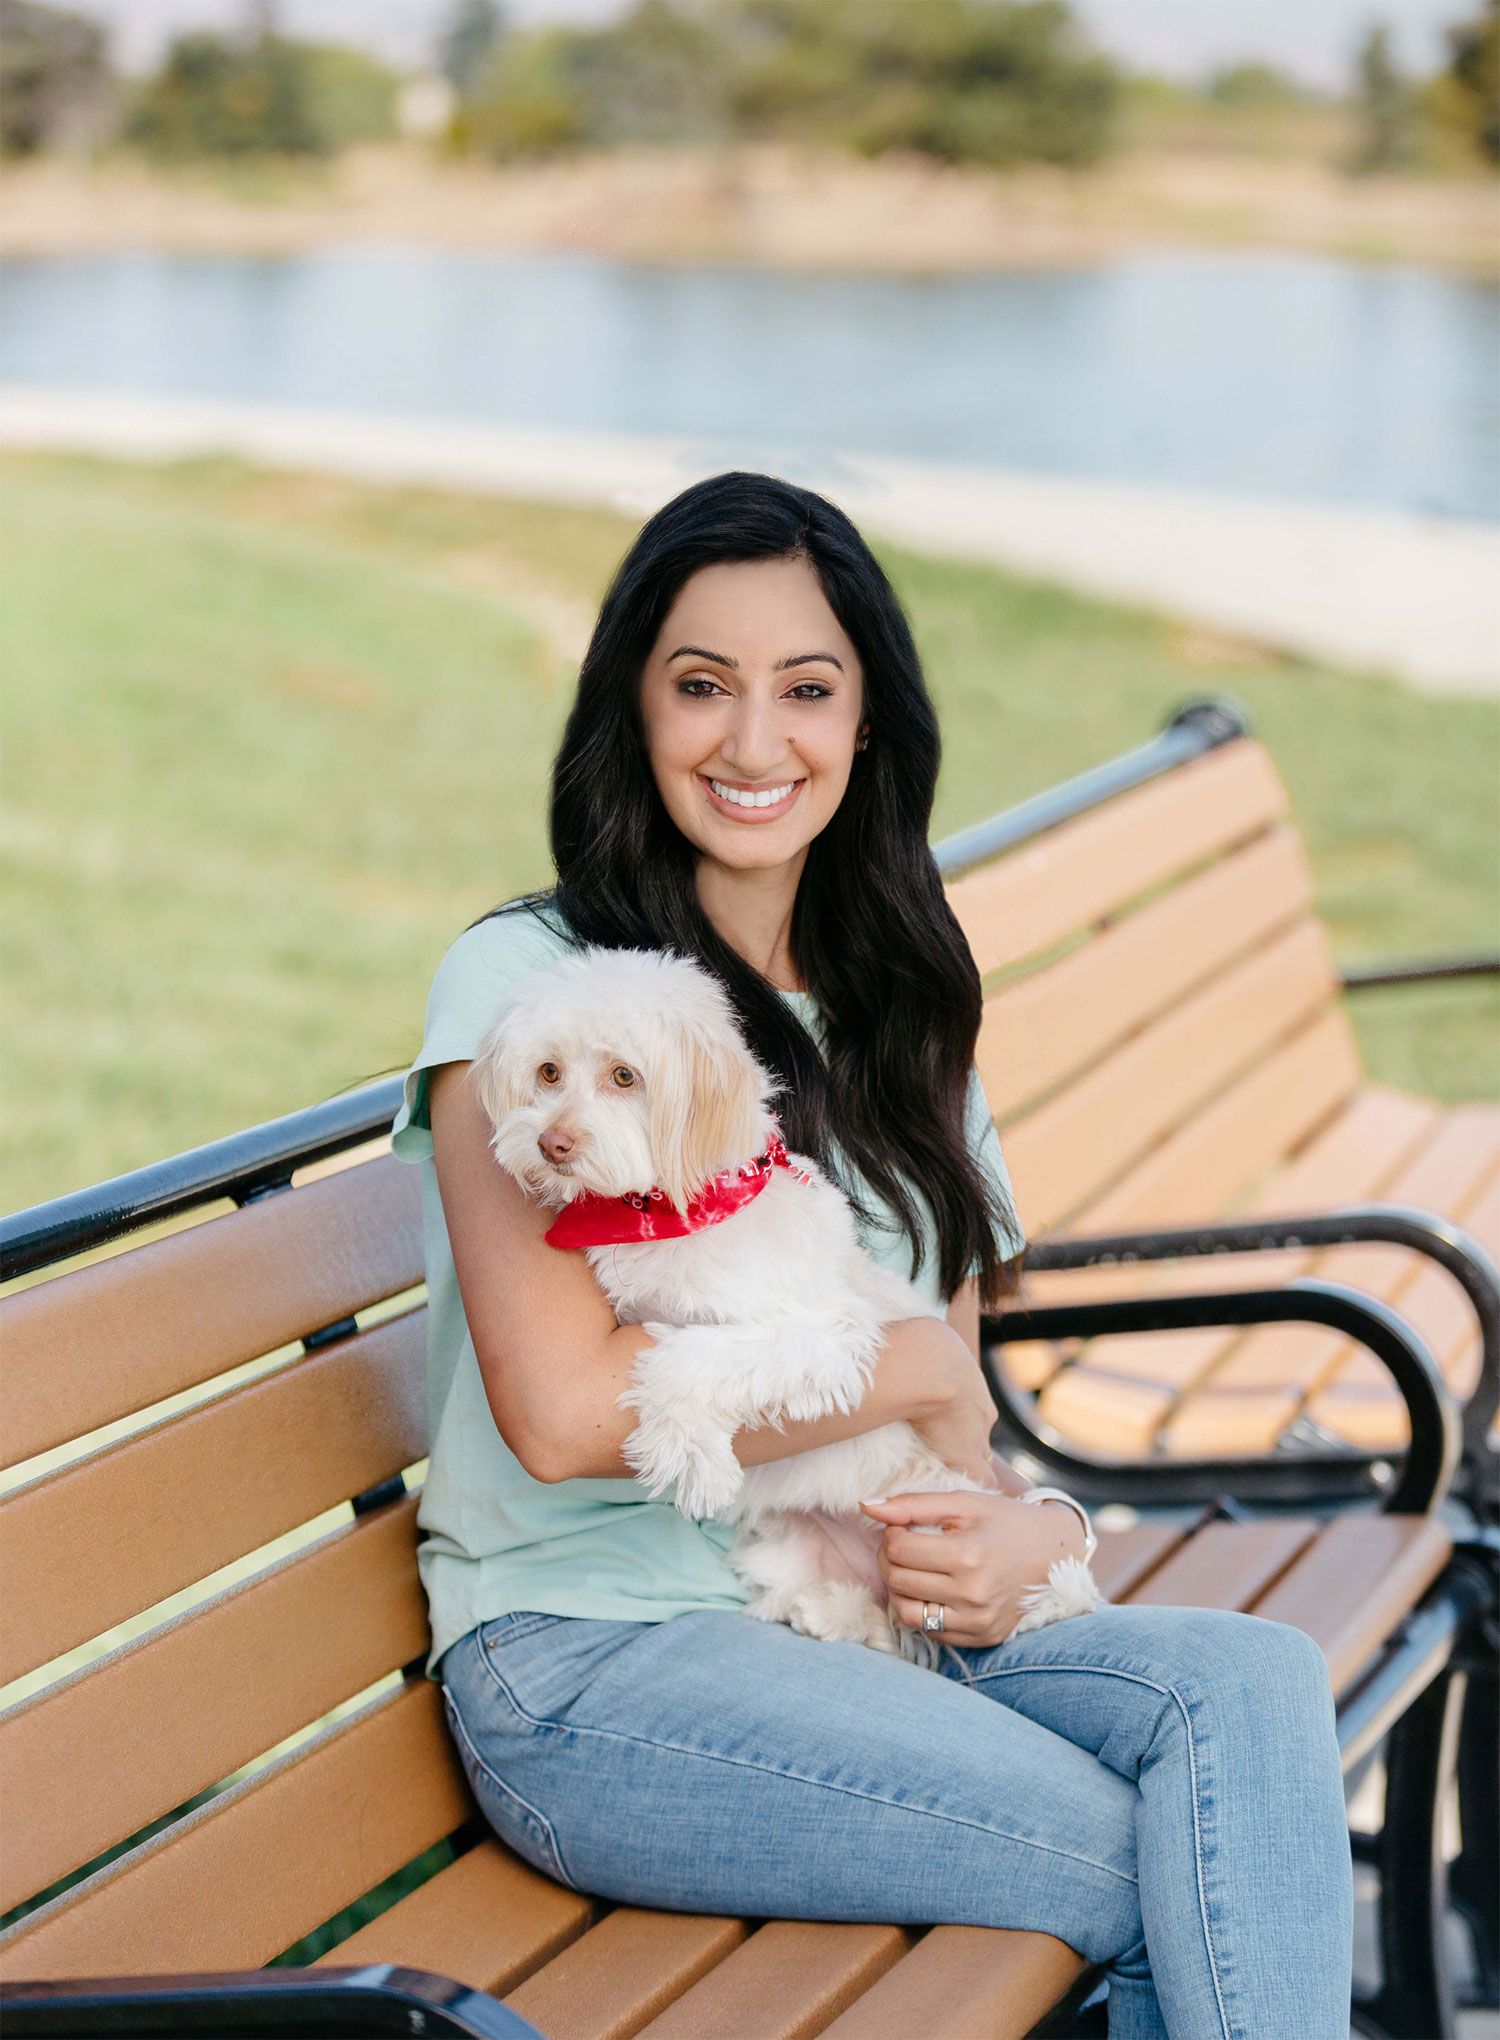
[
  {"xmin": 299, "ymin": 43, "xmax": 398, "ymax": 147},
  {"xmin": 1434, "ymin": 0, "xmax": 1499, "ymax": 164},
  {"xmin": 1349, "ymin": 22, "xmax": 1415, "ymax": 172},
  {"xmin": 441, "ymin": 0, "xmax": 503, "ymax": 98},
  {"xmin": 724, "ymin": 0, "xmax": 1118, "ymax": 168},
  {"xmin": 0, "ymin": 0, "xmax": 113, "ymax": 154},
  {"xmin": 127, "ymin": 29, "xmax": 341, "ymax": 158},
  {"xmin": 465, "ymin": 0, "xmax": 727, "ymax": 158}
]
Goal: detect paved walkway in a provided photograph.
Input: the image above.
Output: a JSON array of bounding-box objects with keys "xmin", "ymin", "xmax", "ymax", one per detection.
[{"xmin": 3, "ymin": 384, "xmax": 1495, "ymax": 697}]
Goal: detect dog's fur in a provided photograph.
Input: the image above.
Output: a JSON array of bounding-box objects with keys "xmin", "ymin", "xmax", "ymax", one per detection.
[{"xmin": 474, "ymin": 946, "xmax": 1103, "ymax": 1657}]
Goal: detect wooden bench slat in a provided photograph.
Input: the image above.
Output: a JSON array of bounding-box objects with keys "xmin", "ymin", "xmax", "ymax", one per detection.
[
  {"xmin": 1251, "ymin": 1515, "xmax": 1454, "ymax": 1696},
  {"xmin": 0, "ymin": 1157, "xmax": 422, "ymax": 1473},
  {"xmin": 636, "ymin": 1922, "xmax": 914, "ymax": 2040},
  {"xmin": 1166, "ymin": 1099, "xmax": 1500, "ymax": 1452},
  {"xmin": 1160, "ymin": 1389, "xmax": 1304, "ymax": 1459},
  {"xmin": 1004, "ymin": 919, "xmax": 1338, "ymax": 1234},
  {"xmin": 1124, "ymin": 1519, "xmax": 1320, "ymax": 1611},
  {"xmin": 1035, "ymin": 1368, "xmax": 1175, "ymax": 1459},
  {"xmin": 1069, "ymin": 1006, "xmax": 1360, "ymax": 1237},
  {"xmin": 948, "ymin": 739, "xmax": 1288, "ymax": 980},
  {"xmin": 314, "ymin": 1837, "xmax": 592, "ymax": 1996},
  {"xmin": 978, "ymin": 824, "xmax": 1313, "ymax": 1121},
  {"xmin": 0, "ymin": 1493, "xmax": 426, "ymax": 1913},
  {"xmin": 1090, "ymin": 1522, "xmax": 1191, "ymax": 1601},
  {"xmin": 505, "ymin": 1909, "xmax": 749, "ymax": 2040},
  {"xmin": 1018, "ymin": 1083, "xmax": 1440, "ymax": 1316},
  {"xmin": 817, "ymin": 1924, "xmax": 1086, "ymax": 2040},
  {"xmin": 1023, "ymin": 1083, "xmax": 1450, "ymax": 1447},
  {"xmin": 0, "ymin": 1676, "xmax": 471, "ymax": 1981},
  {"xmin": 0, "ymin": 1311, "xmax": 426, "ymax": 1685}
]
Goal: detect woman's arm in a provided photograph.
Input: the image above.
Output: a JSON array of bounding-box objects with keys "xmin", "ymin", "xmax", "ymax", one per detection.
[{"xmin": 429, "ymin": 1061, "xmax": 998, "ymax": 1485}]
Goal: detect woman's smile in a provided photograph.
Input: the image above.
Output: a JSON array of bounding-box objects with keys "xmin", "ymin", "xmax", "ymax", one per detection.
[{"xmin": 700, "ymin": 773, "xmax": 807, "ymax": 821}]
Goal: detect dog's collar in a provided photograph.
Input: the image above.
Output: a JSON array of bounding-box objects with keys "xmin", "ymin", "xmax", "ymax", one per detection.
[{"xmin": 543, "ymin": 1131, "xmax": 812, "ymax": 1251}]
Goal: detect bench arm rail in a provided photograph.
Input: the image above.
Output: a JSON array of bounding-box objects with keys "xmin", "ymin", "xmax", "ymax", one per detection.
[
  {"xmin": 1341, "ymin": 952, "xmax": 1500, "ymax": 991},
  {"xmin": 982, "ymin": 1276, "xmax": 1460, "ymax": 1516},
  {"xmin": 0, "ymin": 1965, "xmax": 545, "ymax": 2038},
  {"xmin": 1020, "ymin": 1204, "xmax": 1499, "ymax": 1515}
]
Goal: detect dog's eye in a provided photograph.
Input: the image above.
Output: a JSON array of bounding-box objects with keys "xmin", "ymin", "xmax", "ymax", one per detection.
[
  {"xmin": 610, "ymin": 1066, "xmax": 637, "ymax": 1089},
  {"xmin": 538, "ymin": 1062, "xmax": 560, "ymax": 1085}
]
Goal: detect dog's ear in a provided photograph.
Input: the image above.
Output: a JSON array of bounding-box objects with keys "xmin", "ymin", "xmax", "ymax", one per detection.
[
  {"xmin": 649, "ymin": 1020, "xmax": 764, "ymax": 1213},
  {"xmin": 469, "ymin": 1012, "xmax": 530, "ymax": 1133}
]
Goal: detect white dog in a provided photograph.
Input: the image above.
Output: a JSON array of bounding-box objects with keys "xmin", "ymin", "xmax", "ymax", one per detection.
[{"xmin": 473, "ymin": 945, "xmax": 1101, "ymax": 1657}]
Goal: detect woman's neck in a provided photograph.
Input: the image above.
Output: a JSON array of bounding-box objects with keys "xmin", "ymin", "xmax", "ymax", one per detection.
[{"xmin": 696, "ymin": 851, "xmax": 807, "ymax": 991}]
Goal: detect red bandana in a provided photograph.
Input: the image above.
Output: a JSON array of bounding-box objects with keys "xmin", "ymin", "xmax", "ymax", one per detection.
[{"xmin": 544, "ymin": 1131, "xmax": 813, "ymax": 1251}]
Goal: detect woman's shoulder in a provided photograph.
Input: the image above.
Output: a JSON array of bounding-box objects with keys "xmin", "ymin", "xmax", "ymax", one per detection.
[
  {"xmin": 393, "ymin": 899, "xmax": 574, "ymax": 1158},
  {"xmin": 429, "ymin": 897, "xmax": 574, "ymax": 1016}
]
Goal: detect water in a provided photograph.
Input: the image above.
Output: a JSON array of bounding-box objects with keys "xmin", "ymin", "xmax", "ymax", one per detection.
[{"xmin": 2, "ymin": 247, "xmax": 1495, "ymax": 520}]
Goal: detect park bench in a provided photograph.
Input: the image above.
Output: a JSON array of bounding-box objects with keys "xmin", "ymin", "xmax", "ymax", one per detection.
[{"xmin": 0, "ymin": 698, "xmax": 1494, "ymax": 2040}]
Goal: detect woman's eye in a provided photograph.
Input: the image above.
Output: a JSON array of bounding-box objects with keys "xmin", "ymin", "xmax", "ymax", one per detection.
[
  {"xmin": 677, "ymin": 676, "xmax": 726, "ymax": 698},
  {"xmin": 538, "ymin": 1062, "xmax": 560, "ymax": 1084},
  {"xmin": 611, "ymin": 1066, "xmax": 637, "ymax": 1088},
  {"xmin": 786, "ymin": 682, "xmax": 832, "ymax": 700}
]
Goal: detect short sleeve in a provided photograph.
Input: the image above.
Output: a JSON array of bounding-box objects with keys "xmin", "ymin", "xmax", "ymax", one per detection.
[
  {"xmin": 965, "ymin": 1070, "xmax": 1027, "ymax": 1264},
  {"xmin": 391, "ymin": 904, "xmax": 572, "ymax": 1164}
]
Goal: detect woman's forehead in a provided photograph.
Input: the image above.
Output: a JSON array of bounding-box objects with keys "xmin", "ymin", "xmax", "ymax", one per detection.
[{"xmin": 653, "ymin": 558, "xmax": 858, "ymax": 671}]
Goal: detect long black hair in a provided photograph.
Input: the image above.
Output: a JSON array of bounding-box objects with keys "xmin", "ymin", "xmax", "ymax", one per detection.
[{"xmin": 523, "ymin": 471, "xmax": 1018, "ymax": 1305}]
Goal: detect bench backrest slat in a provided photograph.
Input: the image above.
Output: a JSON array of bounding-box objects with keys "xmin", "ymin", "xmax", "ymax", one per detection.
[
  {"xmin": 0, "ymin": 1155, "xmax": 421, "ymax": 1474},
  {"xmin": 0, "ymin": 1309, "xmax": 426, "ymax": 1685},
  {"xmin": 1073, "ymin": 1007, "xmax": 1361, "ymax": 1234},
  {"xmin": 0, "ymin": 1493, "xmax": 424, "ymax": 1916},
  {"xmin": 978, "ymin": 823, "xmax": 1314, "ymax": 1122},
  {"xmin": 0, "ymin": 1677, "xmax": 470, "ymax": 1982},
  {"xmin": 1000, "ymin": 918, "xmax": 1340, "ymax": 1234},
  {"xmin": 947, "ymin": 738, "xmax": 1288, "ymax": 978}
]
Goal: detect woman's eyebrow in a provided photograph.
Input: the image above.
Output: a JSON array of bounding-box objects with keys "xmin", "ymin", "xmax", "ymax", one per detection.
[
  {"xmin": 776, "ymin": 651, "xmax": 845, "ymax": 672},
  {"xmin": 667, "ymin": 644, "xmax": 738, "ymax": 668}
]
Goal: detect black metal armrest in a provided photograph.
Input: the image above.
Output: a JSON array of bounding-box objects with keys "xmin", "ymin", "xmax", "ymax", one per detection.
[
  {"xmin": 0, "ymin": 1966, "xmax": 543, "ymax": 2037},
  {"xmin": 982, "ymin": 1278, "xmax": 1459, "ymax": 1515},
  {"xmin": 1341, "ymin": 952, "xmax": 1499, "ymax": 991},
  {"xmin": 1019, "ymin": 1204, "xmax": 1498, "ymax": 1517}
]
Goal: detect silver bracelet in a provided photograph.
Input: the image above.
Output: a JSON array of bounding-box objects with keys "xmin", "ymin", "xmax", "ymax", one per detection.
[{"xmin": 1021, "ymin": 1486, "xmax": 1097, "ymax": 1562}]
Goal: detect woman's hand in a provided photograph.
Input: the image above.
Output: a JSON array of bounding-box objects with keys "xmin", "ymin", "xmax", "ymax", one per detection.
[{"xmin": 860, "ymin": 1489, "xmax": 1086, "ymax": 1648}]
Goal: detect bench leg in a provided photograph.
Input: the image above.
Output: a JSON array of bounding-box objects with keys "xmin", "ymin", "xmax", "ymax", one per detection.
[
  {"xmin": 1363, "ymin": 1665, "xmax": 1466, "ymax": 2040},
  {"xmin": 1451, "ymin": 1615, "xmax": 1499, "ymax": 2008}
]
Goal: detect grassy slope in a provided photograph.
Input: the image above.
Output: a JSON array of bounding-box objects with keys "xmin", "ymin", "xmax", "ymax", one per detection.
[{"xmin": 2, "ymin": 451, "xmax": 1495, "ymax": 1213}]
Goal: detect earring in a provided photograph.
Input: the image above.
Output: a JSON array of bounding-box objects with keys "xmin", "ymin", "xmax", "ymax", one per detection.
[{"xmin": 855, "ymin": 729, "xmax": 870, "ymax": 752}]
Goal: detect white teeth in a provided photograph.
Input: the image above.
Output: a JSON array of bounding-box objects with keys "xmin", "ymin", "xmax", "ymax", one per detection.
[{"xmin": 710, "ymin": 779, "xmax": 797, "ymax": 809}]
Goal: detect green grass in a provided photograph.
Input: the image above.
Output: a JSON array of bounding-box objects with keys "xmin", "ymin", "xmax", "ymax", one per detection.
[{"xmin": 2, "ymin": 450, "xmax": 1496, "ymax": 1215}]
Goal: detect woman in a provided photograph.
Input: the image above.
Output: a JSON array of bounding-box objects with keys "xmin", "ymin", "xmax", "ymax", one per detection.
[{"xmin": 393, "ymin": 473, "xmax": 1352, "ymax": 2039}]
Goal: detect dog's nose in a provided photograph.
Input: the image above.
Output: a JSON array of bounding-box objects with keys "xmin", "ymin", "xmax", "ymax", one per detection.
[{"xmin": 538, "ymin": 1125, "xmax": 576, "ymax": 1164}]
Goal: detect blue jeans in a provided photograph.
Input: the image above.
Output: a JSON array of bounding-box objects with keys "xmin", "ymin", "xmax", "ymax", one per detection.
[{"xmin": 440, "ymin": 1603, "xmax": 1352, "ymax": 2040}]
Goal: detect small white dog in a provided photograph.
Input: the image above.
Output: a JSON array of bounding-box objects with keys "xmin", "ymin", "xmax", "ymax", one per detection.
[{"xmin": 473, "ymin": 945, "xmax": 1101, "ymax": 1657}]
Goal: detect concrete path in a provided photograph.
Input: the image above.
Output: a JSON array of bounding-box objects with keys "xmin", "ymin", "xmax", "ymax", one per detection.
[{"xmin": 3, "ymin": 384, "xmax": 1495, "ymax": 697}]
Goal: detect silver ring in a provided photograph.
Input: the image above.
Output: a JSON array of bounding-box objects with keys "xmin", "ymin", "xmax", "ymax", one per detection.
[{"xmin": 922, "ymin": 1602, "xmax": 945, "ymax": 1634}]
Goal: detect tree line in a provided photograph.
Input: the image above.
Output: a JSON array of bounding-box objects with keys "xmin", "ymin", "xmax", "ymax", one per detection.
[{"xmin": 1, "ymin": 0, "xmax": 1495, "ymax": 174}]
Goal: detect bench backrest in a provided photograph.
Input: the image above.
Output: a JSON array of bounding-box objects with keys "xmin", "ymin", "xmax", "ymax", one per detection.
[{"xmin": 0, "ymin": 720, "xmax": 1358, "ymax": 1977}]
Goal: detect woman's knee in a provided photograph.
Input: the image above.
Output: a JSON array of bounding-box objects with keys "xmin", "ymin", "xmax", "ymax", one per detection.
[{"xmin": 1109, "ymin": 1605, "xmax": 1326, "ymax": 1707}]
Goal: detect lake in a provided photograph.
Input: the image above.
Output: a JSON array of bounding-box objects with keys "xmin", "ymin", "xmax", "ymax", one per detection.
[{"xmin": 2, "ymin": 248, "xmax": 1495, "ymax": 521}]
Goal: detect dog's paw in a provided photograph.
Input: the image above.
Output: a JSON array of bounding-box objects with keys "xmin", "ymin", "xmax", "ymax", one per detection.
[
  {"xmin": 621, "ymin": 1399, "xmax": 742, "ymax": 1518},
  {"xmin": 1009, "ymin": 1556, "xmax": 1107, "ymax": 1636}
]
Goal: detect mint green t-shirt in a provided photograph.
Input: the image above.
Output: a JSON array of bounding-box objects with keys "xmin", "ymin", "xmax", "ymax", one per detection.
[{"xmin": 392, "ymin": 903, "xmax": 1026, "ymax": 1669}]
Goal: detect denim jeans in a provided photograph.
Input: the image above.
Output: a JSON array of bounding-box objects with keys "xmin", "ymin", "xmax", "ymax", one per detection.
[{"xmin": 440, "ymin": 1602, "xmax": 1352, "ymax": 2040}]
